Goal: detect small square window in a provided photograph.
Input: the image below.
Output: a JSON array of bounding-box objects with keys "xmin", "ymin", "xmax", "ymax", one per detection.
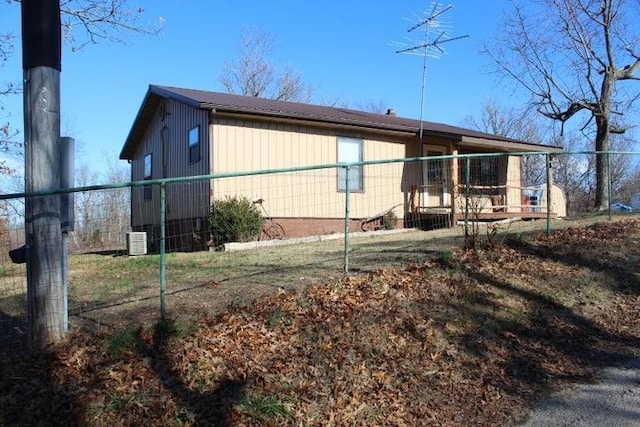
[{"xmin": 189, "ymin": 126, "xmax": 200, "ymax": 163}]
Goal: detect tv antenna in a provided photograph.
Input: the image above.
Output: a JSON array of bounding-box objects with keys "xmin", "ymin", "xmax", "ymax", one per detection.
[{"xmin": 392, "ymin": 3, "xmax": 468, "ymax": 139}]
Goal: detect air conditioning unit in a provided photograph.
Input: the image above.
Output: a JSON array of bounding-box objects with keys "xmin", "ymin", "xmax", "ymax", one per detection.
[{"xmin": 126, "ymin": 232, "xmax": 147, "ymax": 256}]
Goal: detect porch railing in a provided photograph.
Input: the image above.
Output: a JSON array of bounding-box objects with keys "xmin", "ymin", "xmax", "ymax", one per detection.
[{"xmin": 409, "ymin": 184, "xmax": 551, "ymax": 217}]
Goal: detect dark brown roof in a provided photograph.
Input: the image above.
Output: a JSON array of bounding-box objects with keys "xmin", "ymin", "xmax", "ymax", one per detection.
[{"xmin": 120, "ymin": 84, "xmax": 562, "ymax": 159}]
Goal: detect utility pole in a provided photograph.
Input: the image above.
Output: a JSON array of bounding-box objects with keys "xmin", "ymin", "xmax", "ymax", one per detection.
[{"xmin": 21, "ymin": 0, "xmax": 65, "ymax": 349}]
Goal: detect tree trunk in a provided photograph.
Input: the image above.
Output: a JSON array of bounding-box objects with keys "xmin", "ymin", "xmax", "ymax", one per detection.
[
  {"xmin": 594, "ymin": 120, "xmax": 610, "ymax": 210},
  {"xmin": 594, "ymin": 71, "xmax": 614, "ymax": 211}
]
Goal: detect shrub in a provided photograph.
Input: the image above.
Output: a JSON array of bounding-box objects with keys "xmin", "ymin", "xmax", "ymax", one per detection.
[
  {"xmin": 382, "ymin": 210, "xmax": 398, "ymax": 230},
  {"xmin": 210, "ymin": 196, "xmax": 264, "ymax": 245}
]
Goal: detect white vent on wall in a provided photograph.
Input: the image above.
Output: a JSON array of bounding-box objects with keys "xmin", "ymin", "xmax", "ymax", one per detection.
[{"xmin": 126, "ymin": 232, "xmax": 147, "ymax": 256}]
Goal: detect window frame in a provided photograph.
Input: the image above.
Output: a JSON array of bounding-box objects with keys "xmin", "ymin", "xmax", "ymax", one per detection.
[
  {"xmin": 337, "ymin": 136, "xmax": 364, "ymax": 192},
  {"xmin": 460, "ymin": 156, "xmax": 501, "ymax": 195},
  {"xmin": 188, "ymin": 125, "xmax": 200, "ymax": 164},
  {"xmin": 143, "ymin": 153, "xmax": 152, "ymax": 201}
]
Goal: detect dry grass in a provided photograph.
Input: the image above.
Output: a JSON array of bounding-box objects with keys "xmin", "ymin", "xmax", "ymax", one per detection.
[{"xmin": 61, "ymin": 213, "xmax": 635, "ymax": 327}]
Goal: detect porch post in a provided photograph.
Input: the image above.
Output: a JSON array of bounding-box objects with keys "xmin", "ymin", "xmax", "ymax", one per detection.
[{"xmin": 450, "ymin": 149, "xmax": 459, "ymax": 225}]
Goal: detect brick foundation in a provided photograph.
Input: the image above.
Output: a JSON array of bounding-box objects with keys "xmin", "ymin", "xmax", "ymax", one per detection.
[
  {"xmin": 273, "ymin": 217, "xmax": 406, "ymax": 238},
  {"xmin": 135, "ymin": 216, "xmax": 408, "ymax": 253}
]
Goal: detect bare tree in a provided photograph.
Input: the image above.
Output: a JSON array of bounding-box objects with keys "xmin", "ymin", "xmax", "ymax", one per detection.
[
  {"xmin": 616, "ymin": 160, "xmax": 640, "ymax": 205},
  {"xmin": 0, "ymin": 0, "xmax": 162, "ymax": 178},
  {"xmin": 605, "ymin": 135, "xmax": 635, "ymax": 202},
  {"xmin": 219, "ymin": 28, "xmax": 313, "ymax": 102},
  {"xmin": 5, "ymin": 0, "xmax": 162, "ymax": 49},
  {"xmin": 552, "ymin": 134, "xmax": 595, "ymax": 214},
  {"xmin": 100, "ymin": 157, "xmax": 130, "ymax": 249},
  {"xmin": 71, "ymin": 157, "xmax": 130, "ymax": 252},
  {"xmin": 0, "ymin": 29, "xmax": 21, "ymax": 176},
  {"xmin": 484, "ymin": 0, "xmax": 640, "ymax": 210},
  {"xmin": 461, "ymin": 98, "xmax": 548, "ymax": 185},
  {"xmin": 462, "ymin": 99, "xmax": 541, "ymax": 142},
  {"xmin": 74, "ymin": 164, "xmax": 101, "ymax": 249}
]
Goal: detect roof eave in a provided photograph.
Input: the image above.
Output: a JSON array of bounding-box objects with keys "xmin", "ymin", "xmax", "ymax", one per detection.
[
  {"xmin": 120, "ymin": 85, "xmax": 206, "ymax": 160},
  {"xmin": 120, "ymin": 86, "xmax": 157, "ymax": 160},
  {"xmin": 459, "ymin": 136, "xmax": 563, "ymax": 153}
]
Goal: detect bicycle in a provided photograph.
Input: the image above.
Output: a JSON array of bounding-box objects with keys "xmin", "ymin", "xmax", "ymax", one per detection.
[{"xmin": 253, "ymin": 198, "xmax": 286, "ymax": 241}]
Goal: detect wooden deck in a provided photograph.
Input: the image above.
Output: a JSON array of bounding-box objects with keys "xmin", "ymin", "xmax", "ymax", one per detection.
[{"xmin": 409, "ymin": 183, "xmax": 560, "ymax": 227}]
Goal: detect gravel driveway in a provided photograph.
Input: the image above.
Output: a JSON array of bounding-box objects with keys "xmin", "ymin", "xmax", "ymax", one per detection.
[{"xmin": 518, "ymin": 358, "xmax": 640, "ymax": 426}]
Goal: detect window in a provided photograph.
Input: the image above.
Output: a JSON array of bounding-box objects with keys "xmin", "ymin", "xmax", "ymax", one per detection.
[
  {"xmin": 143, "ymin": 153, "xmax": 152, "ymax": 200},
  {"xmin": 337, "ymin": 137, "xmax": 363, "ymax": 192},
  {"xmin": 426, "ymin": 151, "xmax": 446, "ymax": 185},
  {"xmin": 460, "ymin": 156, "xmax": 500, "ymax": 194},
  {"xmin": 189, "ymin": 125, "xmax": 200, "ymax": 163}
]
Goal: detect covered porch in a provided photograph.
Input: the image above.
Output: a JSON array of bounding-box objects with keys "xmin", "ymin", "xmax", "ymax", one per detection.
[{"xmin": 406, "ymin": 149, "xmax": 565, "ymax": 227}]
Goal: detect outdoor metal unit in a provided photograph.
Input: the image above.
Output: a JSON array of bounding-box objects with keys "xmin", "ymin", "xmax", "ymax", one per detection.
[{"xmin": 126, "ymin": 232, "xmax": 148, "ymax": 256}]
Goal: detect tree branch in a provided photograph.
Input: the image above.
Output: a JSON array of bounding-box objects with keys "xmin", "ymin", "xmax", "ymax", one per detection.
[{"xmin": 614, "ymin": 45, "xmax": 640, "ymax": 79}]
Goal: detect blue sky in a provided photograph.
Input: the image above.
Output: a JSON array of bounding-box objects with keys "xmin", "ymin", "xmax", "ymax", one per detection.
[{"xmin": 1, "ymin": 1, "xmax": 515, "ymax": 176}]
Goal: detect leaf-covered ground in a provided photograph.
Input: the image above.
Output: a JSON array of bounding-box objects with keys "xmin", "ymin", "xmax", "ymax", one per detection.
[{"xmin": 1, "ymin": 219, "xmax": 640, "ymax": 426}]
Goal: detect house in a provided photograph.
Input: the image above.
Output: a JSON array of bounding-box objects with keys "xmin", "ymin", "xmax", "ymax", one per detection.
[{"xmin": 119, "ymin": 85, "xmax": 564, "ymax": 251}]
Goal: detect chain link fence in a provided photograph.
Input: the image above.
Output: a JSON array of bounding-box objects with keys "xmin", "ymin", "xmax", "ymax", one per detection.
[{"xmin": 0, "ymin": 151, "xmax": 639, "ymax": 352}]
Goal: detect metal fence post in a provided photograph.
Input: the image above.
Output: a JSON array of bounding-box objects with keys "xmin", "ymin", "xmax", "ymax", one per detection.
[
  {"xmin": 464, "ymin": 156, "xmax": 470, "ymax": 239},
  {"xmin": 343, "ymin": 165, "xmax": 350, "ymax": 274},
  {"xmin": 606, "ymin": 152, "xmax": 612, "ymax": 221},
  {"xmin": 546, "ymin": 153, "xmax": 552, "ymax": 236},
  {"xmin": 159, "ymin": 182, "xmax": 167, "ymax": 321},
  {"xmin": 60, "ymin": 136, "xmax": 74, "ymax": 331}
]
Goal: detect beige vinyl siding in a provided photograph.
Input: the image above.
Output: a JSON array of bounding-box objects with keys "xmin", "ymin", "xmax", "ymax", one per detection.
[
  {"xmin": 131, "ymin": 100, "xmax": 211, "ymax": 228},
  {"xmin": 211, "ymin": 118, "xmax": 407, "ymax": 219},
  {"xmin": 505, "ymin": 156, "xmax": 523, "ymax": 212}
]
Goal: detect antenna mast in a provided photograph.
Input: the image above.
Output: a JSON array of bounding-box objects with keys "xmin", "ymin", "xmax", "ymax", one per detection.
[{"xmin": 393, "ymin": 3, "xmax": 468, "ymax": 140}]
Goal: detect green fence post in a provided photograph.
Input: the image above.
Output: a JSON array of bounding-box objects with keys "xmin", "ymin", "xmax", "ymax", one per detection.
[
  {"xmin": 606, "ymin": 152, "xmax": 612, "ymax": 221},
  {"xmin": 546, "ymin": 153, "xmax": 552, "ymax": 236},
  {"xmin": 464, "ymin": 156, "xmax": 470, "ymax": 240},
  {"xmin": 159, "ymin": 182, "xmax": 167, "ymax": 322},
  {"xmin": 343, "ymin": 165, "xmax": 350, "ymax": 274}
]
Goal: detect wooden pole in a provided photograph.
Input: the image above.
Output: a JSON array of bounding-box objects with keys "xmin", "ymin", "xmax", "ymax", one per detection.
[{"xmin": 22, "ymin": 0, "xmax": 65, "ymax": 349}]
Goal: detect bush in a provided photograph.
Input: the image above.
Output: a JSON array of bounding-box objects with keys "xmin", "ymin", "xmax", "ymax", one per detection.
[
  {"xmin": 210, "ymin": 196, "xmax": 264, "ymax": 245},
  {"xmin": 382, "ymin": 210, "xmax": 398, "ymax": 230}
]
